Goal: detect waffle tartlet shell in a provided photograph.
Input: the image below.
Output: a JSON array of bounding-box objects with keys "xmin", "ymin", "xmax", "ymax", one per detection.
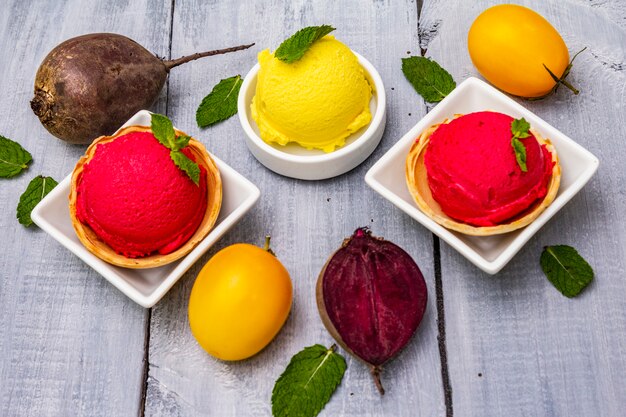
[
  {"xmin": 405, "ymin": 117, "xmax": 561, "ymax": 236},
  {"xmin": 69, "ymin": 125, "xmax": 222, "ymax": 268}
]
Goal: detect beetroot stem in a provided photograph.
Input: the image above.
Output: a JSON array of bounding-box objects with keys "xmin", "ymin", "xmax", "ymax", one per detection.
[
  {"xmin": 163, "ymin": 43, "xmax": 255, "ymax": 70},
  {"xmin": 371, "ymin": 366, "xmax": 385, "ymax": 395}
]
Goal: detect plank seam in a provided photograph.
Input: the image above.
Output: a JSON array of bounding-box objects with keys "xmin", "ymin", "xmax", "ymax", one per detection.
[
  {"xmin": 139, "ymin": 308, "xmax": 152, "ymax": 417},
  {"xmin": 417, "ymin": 0, "xmax": 453, "ymax": 413},
  {"xmin": 433, "ymin": 235, "xmax": 453, "ymax": 417},
  {"xmin": 418, "ymin": 2, "xmax": 453, "ymax": 413},
  {"xmin": 416, "ymin": 0, "xmax": 427, "ymax": 56},
  {"xmin": 164, "ymin": 0, "xmax": 176, "ymax": 115}
]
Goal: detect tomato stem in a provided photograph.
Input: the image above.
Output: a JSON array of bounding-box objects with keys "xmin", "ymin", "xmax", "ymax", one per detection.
[
  {"xmin": 535, "ymin": 47, "xmax": 586, "ymax": 100},
  {"xmin": 560, "ymin": 47, "xmax": 586, "ymax": 95},
  {"xmin": 264, "ymin": 235, "xmax": 276, "ymax": 256},
  {"xmin": 560, "ymin": 78, "xmax": 579, "ymax": 95}
]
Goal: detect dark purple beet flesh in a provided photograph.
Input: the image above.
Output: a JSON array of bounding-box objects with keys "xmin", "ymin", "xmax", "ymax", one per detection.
[{"xmin": 316, "ymin": 227, "xmax": 427, "ymax": 394}]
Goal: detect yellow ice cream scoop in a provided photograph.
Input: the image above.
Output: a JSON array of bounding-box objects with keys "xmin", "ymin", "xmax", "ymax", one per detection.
[{"xmin": 251, "ymin": 36, "xmax": 372, "ymax": 153}]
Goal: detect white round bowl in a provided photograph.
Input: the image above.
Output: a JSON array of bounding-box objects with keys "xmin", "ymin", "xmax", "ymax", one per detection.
[{"xmin": 237, "ymin": 51, "xmax": 387, "ymax": 180}]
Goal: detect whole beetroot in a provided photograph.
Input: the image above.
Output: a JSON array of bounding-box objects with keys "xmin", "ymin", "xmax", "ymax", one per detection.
[
  {"xmin": 31, "ymin": 33, "xmax": 253, "ymax": 144},
  {"xmin": 316, "ymin": 227, "xmax": 427, "ymax": 394}
]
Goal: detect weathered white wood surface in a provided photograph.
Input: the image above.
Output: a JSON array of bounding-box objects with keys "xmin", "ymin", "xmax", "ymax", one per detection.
[
  {"xmin": 420, "ymin": 0, "xmax": 626, "ymax": 416},
  {"xmin": 1, "ymin": 0, "xmax": 625, "ymax": 416}
]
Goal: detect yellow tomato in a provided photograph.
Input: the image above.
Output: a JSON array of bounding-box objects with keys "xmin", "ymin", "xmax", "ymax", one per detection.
[
  {"xmin": 188, "ymin": 243, "xmax": 292, "ymax": 361},
  {"xmin": 468, "ymin": 4, "xmax": 569, "ymax": 97}
]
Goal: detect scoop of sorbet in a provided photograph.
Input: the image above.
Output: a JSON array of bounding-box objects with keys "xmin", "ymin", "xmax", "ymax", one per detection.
[
  {"xmin": 424, "ymin": 111, "xmax": 554, "ymax": 226},
  {"xmin": 75, "ymin": 131, "xmax": 208, "ymax": 258},
  {"xmin": 251, "ymin": 35, "xmax": 372, "ymax": 153}
]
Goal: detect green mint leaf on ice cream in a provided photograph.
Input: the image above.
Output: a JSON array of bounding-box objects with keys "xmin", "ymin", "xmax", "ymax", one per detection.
[
  {"xmin": 196, "ymin": 75, "xmax": 242, "ymax": 128},
  {"xmin": 151, "ymin": 113, "xmax": 200, "ymax": 185},
  {"xmin": 173, "ymin": 134, "xmax": 190, "ymax": 152},
  {"xmin": 511, "ymin": 137, "xmax": 528, "ymax": 172},
  {"xmin": 401, "ymin": 56, "xmax": 456, "ymax": 102},
  {"xmin": 0, "ymin": 135, "xmax": 32, "ymax": 178},
  {"xmin": 511, "ymin": 117, "xmax": 531, "ymax": 139},
  {"xmin": 275, "ymin": 25, "xmax": 336, "ymax": 63},
  {"xmin": 540, "ymin": 245, "xmax": 594, "ymax": 298},
  {"xmin": 272, "ymin": 344, "xmax": 346, "ymax": 417},
  {"xmin": 170, "ymin": 150, "xmax": 200, "ymax": 186},
  {"xmin": 17, "ymin": 175, "xmax": 58, "ymax": 227},
  {"xmin": 510, "ymin": 117, "xmax": 531, "ymax": 172},
  {"xmin": 151, "ymin": 113, "xmax": 177, "ymax": 149}
]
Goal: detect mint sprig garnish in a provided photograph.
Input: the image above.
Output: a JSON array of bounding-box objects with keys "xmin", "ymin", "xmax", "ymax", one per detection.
[
  {"xmin": 151, "ymin": 113, "xmax": 200, "ymax": 185},
  {"xmin": 401, "ymin": 56, "xmax": 456, "ymax": 102},
  {"xmin": 511, "ymin": 138, "xmax": 527, "ymax": 171},
  {"xmin": 0, "ymin": 135, "xmax": 32, "ymax": 178},
  {"xmin": 512, "ymin": 118, "xmax": 531, "ymax": 138},
  {"xmin": 17, "ymin": 175, "xmax": 58, "ymax": 227},
  {"xmin": 272, "ymin": 344, "xmax": 346, "ymax": 417},
  {"xmin": 275, "ymin": 25, "xmax": 335, "ymax": 63},
  {"xmin": 170, "ymin": 151, "xmax": 200, "ymax": 186},
  {"xmin": 196, "ymin": 75, "xmax": 242, "ymax": 128},
  {"xmin": 511, "ymin": 117, "xmax": 530, "ymax": 172},
  {"xmin": 540, "ymin": 245, "xmax": 594, "ymax": 298}
]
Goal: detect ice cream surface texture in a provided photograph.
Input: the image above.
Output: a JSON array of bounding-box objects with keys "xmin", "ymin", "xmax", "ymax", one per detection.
[
  {"xmin": 251, "ymin": 36, "xmax": 372, "ymax": 153},
  {"xmin": 423, "ymin": 111, "xmax": 555, "ymax": 227},
  {"xmin": 75, "ymin": 131, "xmax": 208, "ymax": 258}
]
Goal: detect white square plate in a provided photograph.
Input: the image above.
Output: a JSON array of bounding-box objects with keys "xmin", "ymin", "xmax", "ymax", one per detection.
[
  {"xmin": 32, "ymin": 110, "xmax": 260, "ymax": 307},
  {"xmin": 365, "ymin": 77, "xmax": 599, "ymax": 274}
]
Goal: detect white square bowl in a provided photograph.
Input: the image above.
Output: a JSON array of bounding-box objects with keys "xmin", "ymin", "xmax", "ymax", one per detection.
[
  {"xmin": 365, "ymin": 77, "xmax": 599, "ymax": 274},
  {"xmin": 31, "ymin": 110, "xmax": 260, "ymax": 307}
]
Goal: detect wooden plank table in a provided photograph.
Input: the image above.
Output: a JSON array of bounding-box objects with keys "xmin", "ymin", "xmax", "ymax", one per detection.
[{"xmin": 1, "ymin": 1, "xmax": 624, "ymax": 416}]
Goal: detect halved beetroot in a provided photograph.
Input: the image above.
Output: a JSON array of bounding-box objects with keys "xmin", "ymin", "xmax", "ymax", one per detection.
[{"xmin": 316, "ymin": 227, "xmax": 428, "ymax": 394}]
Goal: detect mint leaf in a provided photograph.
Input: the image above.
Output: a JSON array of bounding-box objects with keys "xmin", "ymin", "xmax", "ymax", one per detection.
[
  {"xmin": 272, "ymin": 344, "xmax": 346, "ymax": 417},
  {"xmin": 0, "ymin": 135, "xmax": 32, "ymax": 178},
  {"xmin": 173, "ymin": 134, "xmax": 190, "ymax": 152},
  {"xmin": 275, "ymin": 25, "xmax": 335, "ymax": 63},
  {"xmin": 511, "ymin": 118, "xmax": 531, "ymax": 139},
  {"xmin": 401, "ymin": 56, "xmax": 456, "ymax": 102},
  {"xmin": 541, "ymin": 245, "xmax": 594, "ymax": 298},
  {"xmin": 150, "ymin": 113, "xmax": 200, "ymax": 185},
  {"xmin": 511, "ymin": 137, "xmax": 528, "ymax": 172},
  {"xmin": 151, "ymin": 113, "xmax": 176, "ymax": 149},
  {"xmin": 170, "ymin": 150, "xmax": 200, "ymax": 186},
  {"xmin": 17, "ymin": 175, "xmax": 58, "ymax": 227},
  {"xmin": 196, "ymin": 75, "xmax": 243, "ymax": 128},
  {"xmin": 510, "ymin": 117, "xmax": 530, "ymax": 172}
]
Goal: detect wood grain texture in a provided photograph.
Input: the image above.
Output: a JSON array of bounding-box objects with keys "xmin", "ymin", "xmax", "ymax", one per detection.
[
  {"xmin": 0, "ymin": 1, "xmax": 171, "ymax": 416},
  {"xmin": 144, "ymin": 1, "xmax": 446, "ymax": 416},
  {"xmin": 420, "ymin": 0, "xmax": 626, "ymax": 416},
  {"xmin": 3, "ymin": 0, "xmax": 625, "ymax": 416}
]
